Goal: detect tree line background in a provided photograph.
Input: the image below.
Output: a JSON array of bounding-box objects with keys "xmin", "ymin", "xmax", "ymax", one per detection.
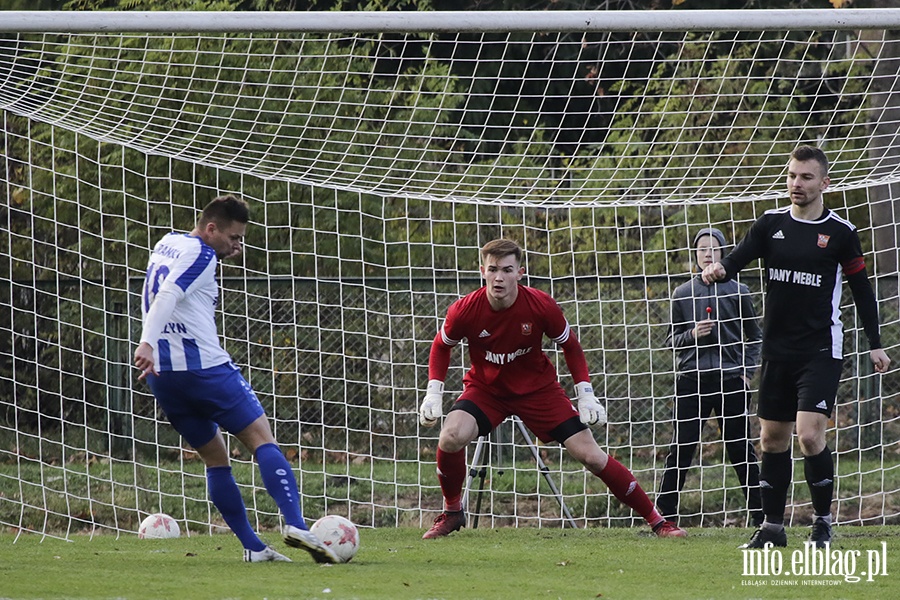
[{"xmin": 1, "ymin": 0, "xmax": 897, "ymax": 459}]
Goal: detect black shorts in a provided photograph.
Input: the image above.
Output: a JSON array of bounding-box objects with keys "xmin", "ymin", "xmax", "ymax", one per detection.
[{"xmin": 757, "ymin": 356, "xmax": 843, "ymax": 422}]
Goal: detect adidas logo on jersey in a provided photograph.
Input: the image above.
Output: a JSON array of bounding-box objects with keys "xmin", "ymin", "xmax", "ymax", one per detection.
[
  {"xmin": 772, "ymin": 230, "xmax": 785, "ymax": 239},
  {"xmin": 816, "ymin": 400, "xmax": 828, "ymax": 410},
  {"xmin": 478, "ymin": 329, "xmax": 491, "ymax": 338}
]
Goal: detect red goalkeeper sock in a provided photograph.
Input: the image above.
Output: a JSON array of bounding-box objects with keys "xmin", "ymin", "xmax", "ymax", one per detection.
[
  {"xmin": 599, "ymin": 456, "xmax": 662, "ymax": 526},
  {"xmin": 436, "ymin": 447, "xmax": 466, "ymax": 512}
]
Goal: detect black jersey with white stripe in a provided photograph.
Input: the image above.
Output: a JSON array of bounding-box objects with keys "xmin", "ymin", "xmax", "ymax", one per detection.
[{"xmin": 720, "ymin": 206, "xmax": 867, "ymax": 361}]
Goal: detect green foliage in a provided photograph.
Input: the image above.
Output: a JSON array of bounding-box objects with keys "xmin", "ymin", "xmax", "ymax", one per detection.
[
  {"xmin": 602, "ymin": 30, "xmax": 870, "ymax": 203},
  {"xmin": 3, "ymin": 15, "xmax": 891, "ymax": 426},
  {"xmin": 331, "ymin": 0, "xmax": 435, "ymax": 9},
  {"xmin": 3, "ymin": 0, "xmax": 66, "ymax": 8},
  {"xmin": 62, "ymin": 0, "xmax": 240, "ymax": 9}
]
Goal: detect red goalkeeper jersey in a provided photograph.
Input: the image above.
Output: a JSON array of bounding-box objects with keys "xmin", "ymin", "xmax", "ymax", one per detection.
[{"xmin": 437, "ymin": 285, "xmax": 579, "ymax": 398}]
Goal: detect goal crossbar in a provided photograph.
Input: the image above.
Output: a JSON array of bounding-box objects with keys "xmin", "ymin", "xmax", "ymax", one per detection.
[{"xmin": 3, "ymin": 9, "xmax": 900, "ymax": 33}]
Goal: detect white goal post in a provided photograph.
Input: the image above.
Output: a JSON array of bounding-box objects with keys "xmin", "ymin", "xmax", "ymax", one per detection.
[{"xmin": 1, "ymin": 9, "xmax": 898, "ymax": 539}]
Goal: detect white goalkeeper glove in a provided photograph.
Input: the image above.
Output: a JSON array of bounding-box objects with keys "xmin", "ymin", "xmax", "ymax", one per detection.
[
  {"xmin": 574, "ymin": 382, "xmax": 607, "ymax": 427},
  {"xmin": 419, "ymin": 379, "xmax": 444, "ymax": 427}
]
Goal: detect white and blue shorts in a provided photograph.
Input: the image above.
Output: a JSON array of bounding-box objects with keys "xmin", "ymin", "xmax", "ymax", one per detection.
[{"xmin": 147, "ymin": 362, "xmax": 265, "ymax": 448}]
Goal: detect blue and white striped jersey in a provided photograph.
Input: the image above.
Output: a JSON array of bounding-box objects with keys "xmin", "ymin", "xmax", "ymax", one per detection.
[{"xmin": 139, "ymin": 232, "xmax": 232, "ymax": 371}]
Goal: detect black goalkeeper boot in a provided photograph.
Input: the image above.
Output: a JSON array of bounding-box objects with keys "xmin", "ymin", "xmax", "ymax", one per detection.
[{"xmin": 740, "ymin": 525, "xmax": 787, "ymax": 549}]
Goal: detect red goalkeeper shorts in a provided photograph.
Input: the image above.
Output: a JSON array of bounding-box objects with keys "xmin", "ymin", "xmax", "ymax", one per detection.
[{"xmin": 450, "ymin": 383, "xmax": 586, "ymax": 444}]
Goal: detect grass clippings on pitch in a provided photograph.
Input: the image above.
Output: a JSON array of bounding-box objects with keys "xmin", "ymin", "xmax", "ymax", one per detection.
[{"xmin": 0, "ymin": 525, "xmax": 897, "ymax": 600}]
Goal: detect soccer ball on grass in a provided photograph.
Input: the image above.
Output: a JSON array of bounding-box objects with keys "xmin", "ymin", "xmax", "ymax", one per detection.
[
  {"xmin": 138, "ymin": 513, "xmax": 181, "ymax": 539},
  {"xmin": 309, "ymin": 515, "xmax": 359, "ymax": 563}
]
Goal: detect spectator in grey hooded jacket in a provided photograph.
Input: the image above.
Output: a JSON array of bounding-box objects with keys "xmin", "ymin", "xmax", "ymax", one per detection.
[{"xmin": 657, "ymin": 227, "xmax": 763, "ymax": 526}]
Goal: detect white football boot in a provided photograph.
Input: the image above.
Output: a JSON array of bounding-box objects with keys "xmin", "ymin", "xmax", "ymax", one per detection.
[
  {"xmin": 283, "ymin": 525, "xmax": 338, "ymax": 564},
  {"xmin": 244, "ymin": 545, "xmax": 292, "ymax": 563}
]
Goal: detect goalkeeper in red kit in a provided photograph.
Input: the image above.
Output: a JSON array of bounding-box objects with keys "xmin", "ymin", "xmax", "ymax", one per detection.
[{"xmin": 418, "ymin": 238, "xmax": 686, "ymax": 539}]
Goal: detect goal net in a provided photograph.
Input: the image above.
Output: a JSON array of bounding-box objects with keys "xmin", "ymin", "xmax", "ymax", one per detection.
[{"xmin": 1, "ymin": 9, "xmax": 898, "ymax": 538}]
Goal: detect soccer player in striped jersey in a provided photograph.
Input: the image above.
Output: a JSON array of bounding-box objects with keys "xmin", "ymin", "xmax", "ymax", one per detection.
[
  {"xmin": 418, "ymin": 238, "xmax": 686, "ymax": 539},
  {"xmin": 702, "ymin": 146, "xmax": 891, "ymax": 549},
  {"xmin": 134, "ymin": 195, "xmax": 336, "ymax": 563}
]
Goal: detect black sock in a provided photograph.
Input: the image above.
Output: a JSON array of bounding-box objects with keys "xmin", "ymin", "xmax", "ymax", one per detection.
[
  {"xmin": 759, "ymin": 450, "xmax": 792, "ymax": 526},
  {"xmin": 804, "ymin": 446, "xmax": 834, "ymax": 518}
]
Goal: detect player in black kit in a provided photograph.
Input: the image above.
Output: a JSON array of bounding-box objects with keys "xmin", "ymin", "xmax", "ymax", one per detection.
[{"xmin": 702, "ymin": 145, "xmax": 891, "ymax": 549}]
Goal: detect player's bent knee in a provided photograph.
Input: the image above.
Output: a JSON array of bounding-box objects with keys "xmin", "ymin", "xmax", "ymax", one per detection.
[
  {"xmin": 438, "ymin": 431, "xmax": 474, "ymax": 453},
  {"xmin": 581, "ymin": 456, "xmax": 608, "ymax": 476},
  {"xmin": 194, "ymin": 432, "xmax": 231, "ymax": 466},
  {"xmin": 759, "ymin": 439, "xmax": 791, "ymax": 454},
  {"xmin": 437, "ymin": 411, "xmax": 480, "ymax": 452},
  {"xmin": 759, "ymin": 429, "xmax": 792, "ymax": 453},
  {"xmin": 234, "ymin": 415, "xmax": 277, "ymax": 449},
  {"xmin": 796, "ymin": 434, "xmax": 826, "ymax": 456}
]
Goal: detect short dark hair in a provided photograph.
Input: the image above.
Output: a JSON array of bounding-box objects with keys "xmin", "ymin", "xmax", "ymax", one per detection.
[
  {"xmin": 199, "ymin": 195, "xmax": 249, "ymax": 228},
  {"xmin": 481, "ymin": 238, "xmax": 522, "ymax": 264},
  {"xmin": 790, "ymin": 145, "xmax": 829, "ymax": 175}
]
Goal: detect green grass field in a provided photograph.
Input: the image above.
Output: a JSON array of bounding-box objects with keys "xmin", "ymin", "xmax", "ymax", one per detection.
[{"xmin": 1, "ymin": 525, "xmax": 897, "ymax": 600}]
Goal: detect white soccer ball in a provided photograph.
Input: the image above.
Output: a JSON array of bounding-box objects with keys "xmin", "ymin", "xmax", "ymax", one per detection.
[
  {"xmin": 310, "ymin": 515, "xmax": 359, "ymax": 563},
  {"xmin": 138, "ymin": 513, "xmax": 181, "ymax": 539}
]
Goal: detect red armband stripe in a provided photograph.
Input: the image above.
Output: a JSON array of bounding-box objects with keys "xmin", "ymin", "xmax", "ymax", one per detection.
[{"xmin": 842, "ymin": 256, "xmax": 865, "ymax": 276}]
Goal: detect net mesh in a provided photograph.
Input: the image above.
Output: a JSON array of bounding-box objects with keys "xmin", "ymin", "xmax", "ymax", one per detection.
[
  {"xmin": 1, "ymin": 15, "xmax": 898, "ymax": 538},
  {"xmin": 2, "ymin": 28, "xmax": 899, "ymax": 204}
]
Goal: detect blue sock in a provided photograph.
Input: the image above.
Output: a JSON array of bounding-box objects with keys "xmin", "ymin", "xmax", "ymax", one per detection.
[
  {"xmin": 256, "ymin": 442, "xmax": 308, "ymax": 530},
  {"xmin": 206, "ymin": 466, "xmax": 265, "ymax": 551}
]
